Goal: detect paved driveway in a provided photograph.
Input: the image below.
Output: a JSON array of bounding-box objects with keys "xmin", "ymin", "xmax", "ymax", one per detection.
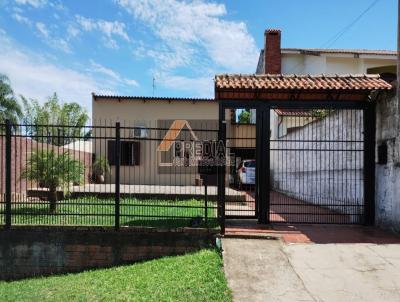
[{"xmin": 223, "ymin": 237, "xmax": 400, "ymax": 302}]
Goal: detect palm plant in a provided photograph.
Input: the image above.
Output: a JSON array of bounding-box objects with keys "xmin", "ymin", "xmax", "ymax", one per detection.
[
  {"xmin": 21, "ymin": 150, "xmax": 85, "ymax": 213},
  {"xmin": 0, "ymin": 74, "xmax": 22, "ymax": 127}
]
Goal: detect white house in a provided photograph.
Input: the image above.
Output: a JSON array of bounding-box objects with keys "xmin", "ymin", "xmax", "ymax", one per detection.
[{"xmin": 250, "ymin": 29, "xmax": 397, "ymax": 133}]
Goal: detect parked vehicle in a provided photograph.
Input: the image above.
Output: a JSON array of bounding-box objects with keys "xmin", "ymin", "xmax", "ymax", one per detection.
[{"xmin": 236, "ymin": 159, "xmax": 255, "ymax": 189}]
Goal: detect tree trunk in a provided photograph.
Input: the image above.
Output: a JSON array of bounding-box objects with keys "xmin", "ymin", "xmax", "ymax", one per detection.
[{"xmin": 48, "ymin": 188, "xmax": 58, "ymax": 213}]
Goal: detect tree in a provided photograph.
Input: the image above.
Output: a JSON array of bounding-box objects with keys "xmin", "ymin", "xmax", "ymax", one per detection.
[
  {"xmin": 238, "ymin": 109, "xmax": 251, "ymax": 124},
  {"xmin": 0, "ymin": 74, "xmax": 22, "ymax": 127},
  {"xmin": 22, "ymin": 93, "xmax": 89, "ymax": 145},
  {"xmin": 21, "ymin": 150, "xmax": 84, "ymax": 213}
]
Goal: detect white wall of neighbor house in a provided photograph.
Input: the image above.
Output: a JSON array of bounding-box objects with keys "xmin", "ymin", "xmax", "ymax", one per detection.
[
  {"xmin": 92, "ymin": 99, "xmax": 219, "ymax": 186},
  {"xmin": 281, "ymin": 53, "xmax": 396, "ymax": 75},
  {"xmin": 375, "ymin": 90, "xmax": 400, "ymax": 232},
  {"xmin": 270, "ymin": 109, "xmax": 365, "ymax": 223},
  {"xmin": 374, "ymin": 6, "xmax": 400, "ymax": 231}
]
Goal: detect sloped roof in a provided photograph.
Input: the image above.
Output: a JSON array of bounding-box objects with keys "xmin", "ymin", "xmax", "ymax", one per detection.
[
  {"xmin": 281, "ymin": 48, "xmax": 397, "ymax": 56},
  {"xmin": 274, "ymin": 109, "xmax": 314, "ymax": 116},
  {"xmin": 92, "ymin": 94, "xmax": 214, "ymax": 102},
  {"xmin": 215, "ymin": 74, "xmax": 392, "ymax": 91}
]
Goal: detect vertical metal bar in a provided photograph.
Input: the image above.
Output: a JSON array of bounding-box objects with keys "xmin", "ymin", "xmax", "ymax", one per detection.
[
  {"xmin": 264, "ymin": 107, "xmax": 271, "ymax": 224},
  {"xmin": 257, "ymin": 105, "xmax": 270, "ymax": 224},
  {"xmin": 218, "ymin": 103, "xmax": 226, "ymax": 234},
  {"xmin": 255, "ymin": 108, "xmax": 262, "ymax": 218},
  {"xmin": 115, "ymin": 122, "xmax": 121, "ymax": 230},
  {"xmin": 364, "ymin": 103, "xmax": 376, "ymax": 225},
  {"xmin": 5, "ymin": 119, "xmax": 12, "ymax": 228},
  {"xmin": 204, "ymin": 184, "xmax": 208, "ymax": 226}
]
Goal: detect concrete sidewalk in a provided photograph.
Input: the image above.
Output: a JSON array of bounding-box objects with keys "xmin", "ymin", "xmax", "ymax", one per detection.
[{"xmin": 222, "ymin": 238, "xmax": 400, "ymax": 302}]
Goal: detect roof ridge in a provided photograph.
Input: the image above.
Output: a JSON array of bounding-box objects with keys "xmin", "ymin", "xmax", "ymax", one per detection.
[
  {"xmin": 92, "ymin": 94, "xmax": 215, "ymax": 101},
  {"xmin": 280, "ymin": 47, "xmax": 397, "ymax": 55}
]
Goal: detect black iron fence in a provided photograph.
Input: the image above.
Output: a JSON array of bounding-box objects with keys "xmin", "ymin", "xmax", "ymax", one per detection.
[{"xmin": 0, "ymin": 120, "xmax": 225, "ymax": 230}]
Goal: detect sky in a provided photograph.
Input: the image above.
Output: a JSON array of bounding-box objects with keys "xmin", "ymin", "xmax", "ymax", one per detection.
[{"xmin": 0, "ymin": 0, "xmax": 397, "ymax": 114}]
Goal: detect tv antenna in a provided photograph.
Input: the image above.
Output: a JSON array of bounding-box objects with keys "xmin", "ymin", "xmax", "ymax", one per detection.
[{"xmin": 152, "ymin": 75, "xmax": 156, "ymax": 96}]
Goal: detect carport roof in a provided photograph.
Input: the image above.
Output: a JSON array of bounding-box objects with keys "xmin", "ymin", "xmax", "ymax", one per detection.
[
  {"xmin": 215, "ymin": 74, "xmax": 392, "ymax": 91},
  {"xmin": 215, "ymin": 74, "xmax": 392, "ymax": 102}
]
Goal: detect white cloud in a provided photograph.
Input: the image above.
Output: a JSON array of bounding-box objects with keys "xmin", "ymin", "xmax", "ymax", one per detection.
[
  {"xmin": 103, "ymin": 38, "xmax": 119, "ymax": 49},
  {"xmin": 12, "ymin": 13, "xmax": 32, "ymax": 26},
  {"xmin": 89, "ymin": 60, "xmax": 139, "ymax": 87},
  {"xmin": 66, "ymin": 25, "xmax": 80, "ymax": 38},
  {"xmin": 0, "ymin": 29, "xmax": 116, "ymax": 114},
  {"xmin": 35, "ymin": 22, "xmax": 71, "ymax": 53},
  {"xmin": 36, "ymin": 22, "xmax": 49, "ymax": 38},
  {"xmin": 15, "ymin": 0, "xmax": 47, "ymax": 8},
  {"xmin": 116, "ymin": 0, "xmax": 258, "ymax": 72},
  {"xmin": 75, "ymin": 15, "xmax": 130, "ymax": 47},
  {"xmin": 115, "ymin": 0, "xmax": 258, "ymax": 96},
  {"xmin": 14, "ymin": 0, "xmax": 65, "ymax": 9},
  {"xmin": 159, "ymin": 73, "xmax": 213, "ymax": 97}
]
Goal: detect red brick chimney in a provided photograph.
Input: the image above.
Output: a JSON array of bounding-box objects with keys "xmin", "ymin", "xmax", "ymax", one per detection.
[{"xmin": 264, "ymin": 29, "xmax": 281, "ymax": 74}]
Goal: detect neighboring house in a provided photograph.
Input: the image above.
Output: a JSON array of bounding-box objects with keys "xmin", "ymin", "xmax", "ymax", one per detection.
[
  {"xmin": 91, "ymin": 28, "xmax": 396, "ymax": 186},
  {"xmin": 251, "ymin": 29, "xmax": 397, "ymax": 130},
  {"xmin": 92, "ymin": 95, "xmax": 218, "ymax": 186},
  {"xmin": 63, "ymin": 140, "xmax": 93, "ymax": 154},
  {"xmin": 271, "ymin": 109, "xmax": 315, "ymax": 139}
]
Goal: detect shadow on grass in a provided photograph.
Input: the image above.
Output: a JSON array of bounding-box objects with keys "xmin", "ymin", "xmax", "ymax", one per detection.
[
  {"xmin": 4, "ymin": 248, "xmax": 219, "ymax": 282},
  {"xmin": 121, "ymin": 218, "xmax": 219, "ymax": 229},
  {"xmin": 8, "ymin": 205, "xmax": 219, "ymax": 229}
]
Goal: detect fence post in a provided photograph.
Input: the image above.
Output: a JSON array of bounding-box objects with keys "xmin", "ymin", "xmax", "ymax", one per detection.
[
  {"xmin": 364, "ymin": 103, "xmax": 376, "ymax": 225},
  {"xmin": 5, "ymin": 119, "xmax": 12, "ymax": 228},
  {"xmin": 115, "ymin": 122, "xmax": 121, "ymax": 231},
  {"xmin": 204, "ymin": 183, "xmax": 208, "ymax": 226},
  {"xmin": 217, "ymin": 116, "xmax": 226, "ymax": 234}
]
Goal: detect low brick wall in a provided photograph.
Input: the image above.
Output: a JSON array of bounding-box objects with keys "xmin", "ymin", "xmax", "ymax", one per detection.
[{"xmin": 0, "ymin": 226, "xmax": 217, "ymax": 280}]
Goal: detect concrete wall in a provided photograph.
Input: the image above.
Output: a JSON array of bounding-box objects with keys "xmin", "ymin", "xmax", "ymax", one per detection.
[
  {"xmin": 228, "ymin": 124, "xmax": 256, "ymax": 148},
  {"xmin": 92, "ymin": 99, "xmax": 218, "ymax": 186},
  {"xmin": 0, "ymin": 227, "xmax": 216, "ymax": 280},
  {"xmin": 270, "ymin": 109, "xmax": 364, "ymax": 221},
  {"xmin": 281, "ymin": 53, "xmax": 396, "ymax": 75},
  {"xmin": 0, "ymin": 137, "xmax": 92, "ymax": 200},
  {"xmin": 375, "ymin": 91, "xmax": 400, "ymax": 231}
]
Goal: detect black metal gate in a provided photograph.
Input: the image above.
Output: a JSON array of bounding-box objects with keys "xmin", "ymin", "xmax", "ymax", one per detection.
[
  {"xmin": 269, "ymin": 107, "xmax": 365, "ymax": 224},
  {"xmin": 219, "ymin": 101, "xmax": 375, "ymax": 225}
]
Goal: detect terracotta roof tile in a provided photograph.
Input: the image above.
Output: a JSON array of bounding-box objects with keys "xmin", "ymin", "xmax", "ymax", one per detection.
[
  {"xmin": 215, "ymin": 74, "xmax": 392, "ymax": 91},
  {"xmin": 274, "ymin": 109, "xmax": 314, "ymax": 116}
]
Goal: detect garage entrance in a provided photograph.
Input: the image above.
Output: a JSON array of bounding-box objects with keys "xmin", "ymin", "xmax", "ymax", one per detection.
[
  {"xmin": 269, "ymin": 107, "xmax": 365, "ymax": 224},
  {"xmin": 215, "ymin": 74, "xmax": 391, "ymax": 229}
]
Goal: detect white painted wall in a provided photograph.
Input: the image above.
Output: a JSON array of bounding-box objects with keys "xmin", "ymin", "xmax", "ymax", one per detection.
[
  {"xmin": 375, "ymin": 92, "xmax": 400, "ymax": 232},
  {"xmin": 281, "ymin": 53, "xmax": 396, "ymax": 75}
]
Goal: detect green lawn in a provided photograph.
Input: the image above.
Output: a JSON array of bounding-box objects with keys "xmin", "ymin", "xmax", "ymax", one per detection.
[
  {"xmin": 1, "ymin": 198, "xmax": 218, "ymax": 228},
  {"xmin": 0, "ymin": 249, "xmax": 232, "ymax": 302}
]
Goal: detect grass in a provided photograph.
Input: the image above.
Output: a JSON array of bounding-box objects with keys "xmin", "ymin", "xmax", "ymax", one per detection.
[
  {"xmin": 0, "ymin": 197, "xmax": 218, "ymax": 228},
  {"xmin": 0, "ymin": 249, "xmax": 232, "ymax": 302}
]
